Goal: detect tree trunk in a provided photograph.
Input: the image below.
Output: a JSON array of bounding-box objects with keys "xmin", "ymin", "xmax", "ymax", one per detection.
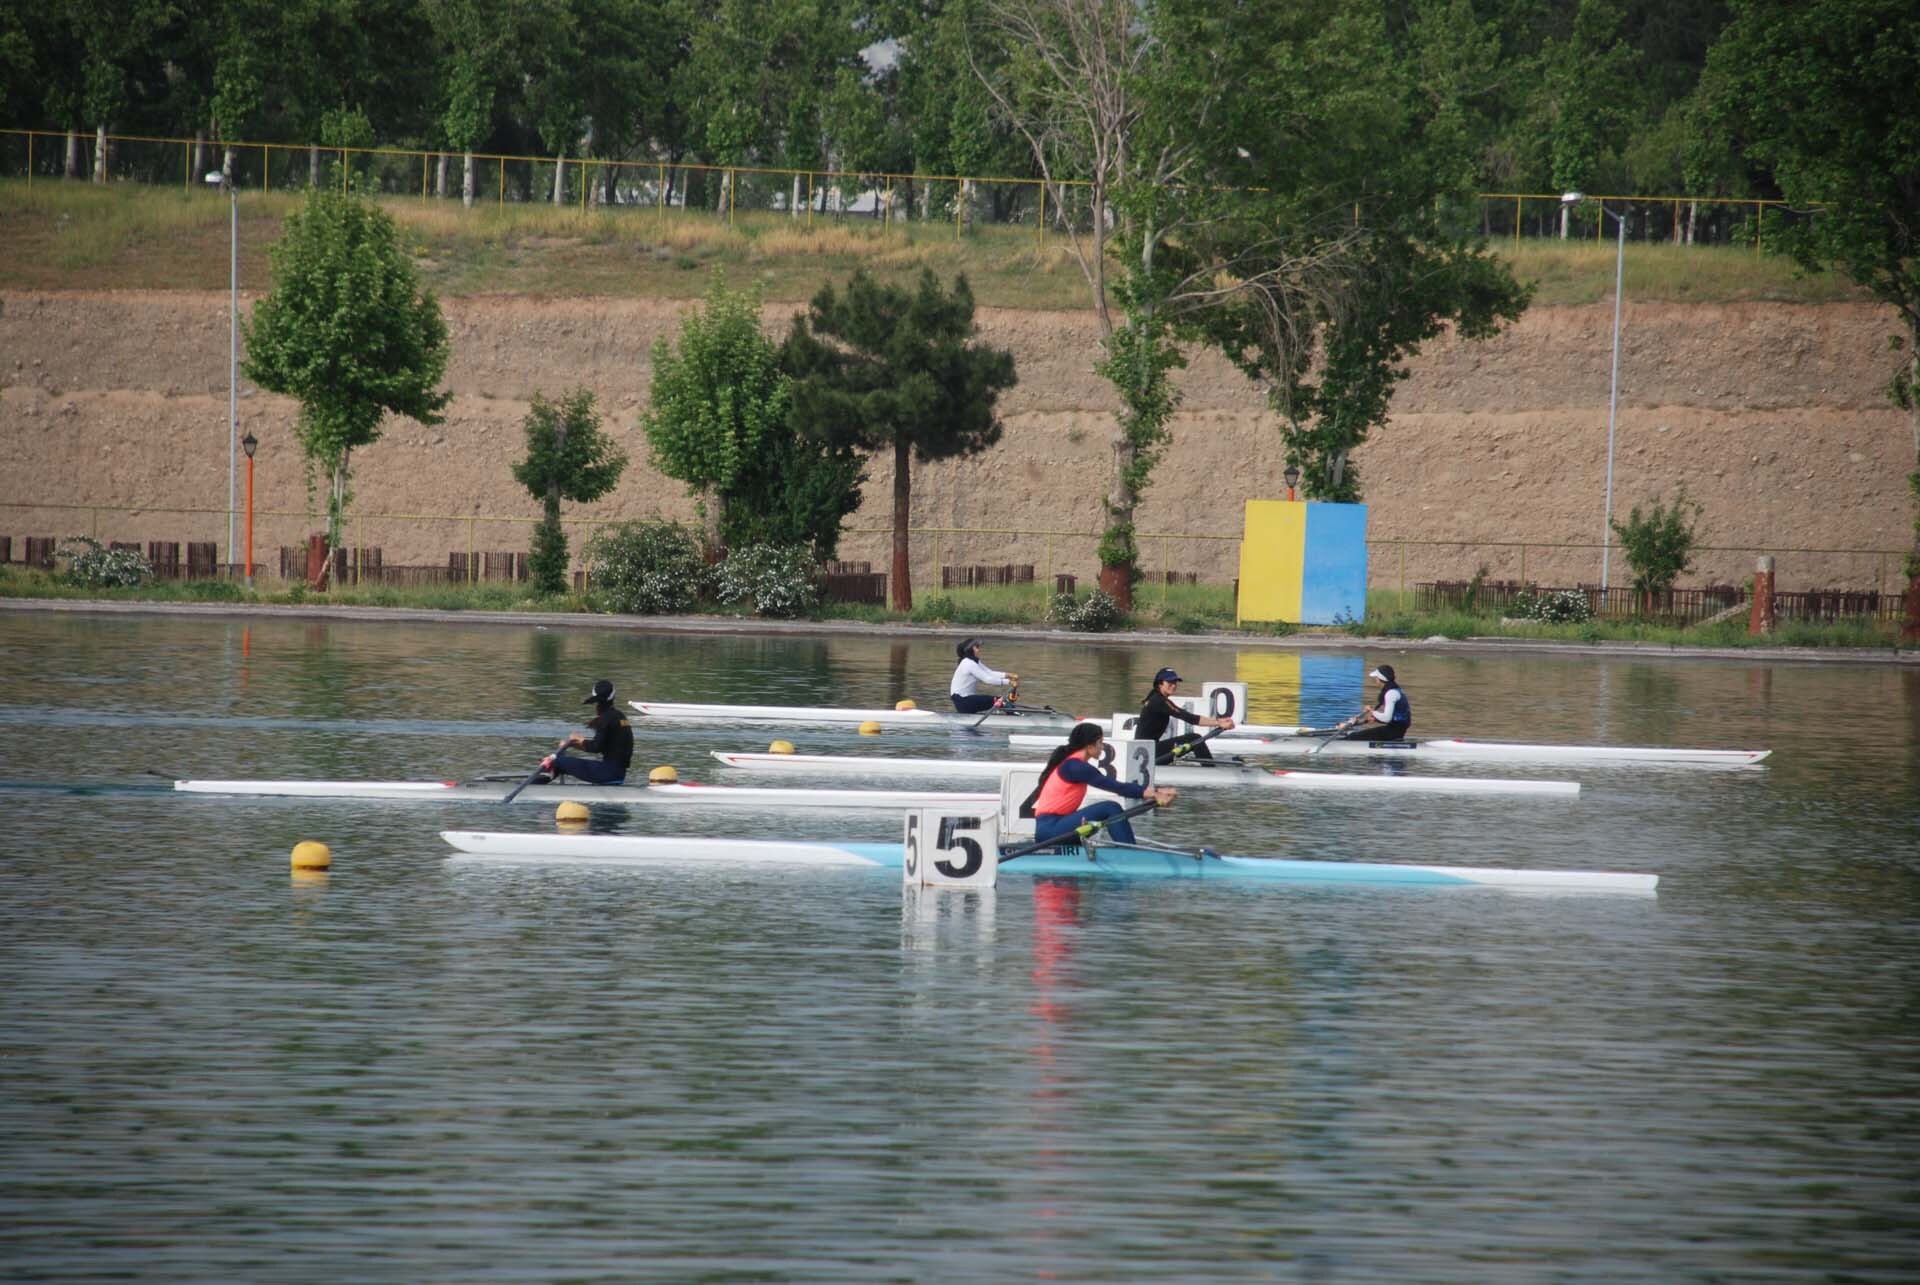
[
  {"xmin": 93, "ymin": 124, "xmax": 108, "ymax": 183},
  {"xmin": 1558, "ymin": 203, "xmax": 1570, "ymax": 239},
  {"xmin": 961, "ymin": 178, "xmax": 974, "ymax": 234},
  {"xmin": 1104, "ymin": 432, "xmax": 1136, "ymax": 612},
  {"xmin": 462, "ymin": 151, "xmax": 475, "ymax": 207},
  {"xmin": 221, "ymin": 147, "xmax": 234, "ymax": 185},
  {"xmin": 889, "ymin": 436, "xmax": 913, "ymax": 612},
  {"xmin": 193, "ymin": 131, "xmax": 206, "ymax": 180},
  {"xmin": 551, "ymin": 153, "xmax": 565, "ymax": 206},
  {"xmin": 435, "ymin": 152, "xmax": 448, "ymax": 198},
  {"xmin": 791, "ymin": 172, "xmax": 801, "ymax": 220},
  {"xmin": 717, "ymin": 168, "xmax": 731, "ymax": 218},
  {"xmin": 310, "ymin": 143, "xmax": 321, "ymax": 189},
  {"xmin": 65, "ymin": 128, "xmax": 81, "ymax": 178}
]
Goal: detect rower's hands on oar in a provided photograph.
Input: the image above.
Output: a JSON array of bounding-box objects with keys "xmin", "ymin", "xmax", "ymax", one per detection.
[
  {"xmin": 1148, "ymin": 786, "xmax": 1177, "ymax": 808},
  {"xmin": 502, "ymin": 737, "xmax": 568, "ymax": 804}
]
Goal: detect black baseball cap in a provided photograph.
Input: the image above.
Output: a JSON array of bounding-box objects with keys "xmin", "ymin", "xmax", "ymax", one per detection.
[
  {"xmin": 583, "ymin": 679, "xmax": 616, "ymax": 705},
  {"xmin": 1154, "ymin": 668, "xmax": 1183, "ymax": 684}
]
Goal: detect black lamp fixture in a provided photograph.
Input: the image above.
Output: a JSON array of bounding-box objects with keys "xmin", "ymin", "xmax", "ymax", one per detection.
[
  {"xmin": 1283, "ymin": 464, "xmax": 1300, "ymax": 499},
  {"xmin": 241, "ymin": 431, "xmax": 257, "ymax": 459}
]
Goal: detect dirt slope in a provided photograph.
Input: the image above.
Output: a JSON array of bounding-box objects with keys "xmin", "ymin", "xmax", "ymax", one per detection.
[{"xmin": 1, "ymin": 289, "xmax": 1911, "ymax": 594}]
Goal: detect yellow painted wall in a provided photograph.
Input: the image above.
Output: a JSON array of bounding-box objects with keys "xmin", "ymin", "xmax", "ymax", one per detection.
[{"xmin": 1236, "ymin": 501, "xmax": 1305, "ymax": 624}]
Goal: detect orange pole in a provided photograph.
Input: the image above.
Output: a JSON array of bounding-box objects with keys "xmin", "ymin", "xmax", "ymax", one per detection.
[{"xmin": 244, "ymin": 454, "xmax": 255, "ymax": 585}]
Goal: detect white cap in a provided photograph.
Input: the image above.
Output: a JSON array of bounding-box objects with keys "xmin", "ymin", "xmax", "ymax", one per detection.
[{"xmin": 1368, "ymin": 669, "xmax": 1386, "ymax": 681}]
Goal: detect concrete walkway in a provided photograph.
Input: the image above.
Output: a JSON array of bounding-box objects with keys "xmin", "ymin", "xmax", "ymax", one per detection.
[{"xmin": 5, "ymin": 596, "xmax": 1915, "ymax": 667}]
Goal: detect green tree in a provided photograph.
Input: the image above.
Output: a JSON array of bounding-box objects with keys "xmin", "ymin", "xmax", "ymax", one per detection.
[
  {"xmin": 243, "ymin": 189, "xmax": 452, "ymax": 567},
  {"xmin": 641, "ymin": 274, "xmax": 794, "ymax": 544},
  {"xmin": 512, "ymin": 390, "xmax": 628, "ymax": 595},
  {"xmin": 783, "ymin": 268, "xmax": 1017, "ymax": 611},
  {"xmin": 1709, "ymin": 0, "xmax": 1920, "ymax": 588},
  {"xmin": 1610, "ymin": 489, "xmax": 1703, "ymax": 611}
]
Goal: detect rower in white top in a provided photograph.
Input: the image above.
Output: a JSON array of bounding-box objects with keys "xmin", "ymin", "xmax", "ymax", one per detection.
[
  {"xmin": 949, "ymin": 638, "xmax": 1020, "ymax": 715},
  {"xmin": 1334, "ymin": 664, "xmax": 1412, "ymax": 741}
]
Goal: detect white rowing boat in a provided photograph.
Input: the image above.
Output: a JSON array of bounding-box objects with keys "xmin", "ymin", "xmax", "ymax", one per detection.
[
  {"xmin": 709, "ymin": 752, "xmax": 1579, "ymax": 797},
  {"xmin": 172, "ymin": 779, "xmax": 997, "ymax": 810},
  {"xmin": 629, "ymin": 699, "xmax": 1083, "ymax": 730},
  {"xmin": 1006, "ymin": 733, "xmax": 1770, "ymax": 766},
  {"xmin": 441, "ymin": 830, "xmax": 1652, "ymax": 893}
]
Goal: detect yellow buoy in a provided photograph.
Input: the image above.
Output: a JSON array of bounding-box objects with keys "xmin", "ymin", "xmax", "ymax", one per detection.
[
  {"xmin": 648, "ymin": 764, "xmax": 679, "ymax": 784},
  {"xmin": 858, "ymin": 720, "xmax": 883, "ymax": 736},
  {"xmin": 291, "ymin": 869, "xmax": 329, "ymax": 886},
  {"xmin": 555, "ymin": 800, "xmax": 590, "ymax": 824},
  {"xmin": 895, "ymin": 699, "xmax": 917, "ymax": 711},
  {"xmin": 290, "ymin": 840, "xmax": 332, "ymax": 871},
  {"xmin": 769, "ymin": 739, "xmax": 796, "ymax": 755}
]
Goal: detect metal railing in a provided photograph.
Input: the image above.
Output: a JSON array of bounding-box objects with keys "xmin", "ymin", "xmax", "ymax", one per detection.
[{"xmin": 2, "ymin": 127, "xmax": 1811, "ymax": 251}]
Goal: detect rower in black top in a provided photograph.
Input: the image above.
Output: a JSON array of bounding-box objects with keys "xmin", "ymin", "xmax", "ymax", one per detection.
[
  {"xmin": 1135, "ymin": 667, "xmax": 1236, "ymax": 764},
  {"xmin": 1335, "ymin": 665, "xmax": 1412, "ymax": 741},
  {"xmin": 545, "ymin": 679, "xmax": 635, "ymax": 785}
]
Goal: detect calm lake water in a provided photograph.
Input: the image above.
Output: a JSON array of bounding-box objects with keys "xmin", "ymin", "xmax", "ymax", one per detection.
[{"xmin": 1, "ymin": 610, "xmax": 1916, "ymax": 1281}]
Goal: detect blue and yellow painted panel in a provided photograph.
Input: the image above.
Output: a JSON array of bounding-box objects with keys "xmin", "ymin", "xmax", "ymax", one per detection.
[
  {"xmin": 1235, "ymin": 652, "xmax": 1368, "ymax": 728},
  {"xmin": 1236, "ymin": 500, "xmax": 1368, "ymax": 626}
]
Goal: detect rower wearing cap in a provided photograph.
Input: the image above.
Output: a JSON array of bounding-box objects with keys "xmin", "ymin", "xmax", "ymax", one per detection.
[
  {"xmin": 1029, "ymin": 722, "xmax": 1176, "ymax": 848},
  {"xmin": 543, "ymin": 679, "xmax": 635, "ymax": 784},
  {"xmin": 949, "ymin": 637, "xmax": 1019, "ymax": 715},
  {"xmin": 1135, "ymin": 667, "xmax": 1235, "ymax": 763},
  {"xmin": 1336, "ymin": 665, "xmax": 1412, "ymax": 741}
]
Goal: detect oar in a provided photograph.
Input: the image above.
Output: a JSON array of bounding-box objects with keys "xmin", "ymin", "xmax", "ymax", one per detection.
[
  {"xmin": 970, "ymin": 684, "xmax": 1030, "ymax": 728},
  {"xmin": 1305, "ymin": 722, "xmax": 1354, "ymax": 757},
  {"xmin": 1103, "ymin": 837, "xmax": 1221, "ymax": 862},
  {"xmin": 1001, "ymin": 799, "xmax": 1160, "ymax": 860},
  {"xmin": 502, "ymin": 738, "xmax": 567, "ymax": 804},
  {"xmin": 1161, "ymin": 725, "xmax": 1230, "ymax": 764}
]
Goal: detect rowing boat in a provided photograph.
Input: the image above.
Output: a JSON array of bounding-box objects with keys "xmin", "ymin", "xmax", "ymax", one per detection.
[
  {"xmin": 1006, "ymin": 733, "xmax": 1770, "ymax": 766},
  {"xmin": 708, "ymin": 752, "xmax": 1580, "ymax": 796},
  {"xmin": 172, "ymin": 779, "xmax": 997, "ymax": 810},
  {"xmin": 440, "ymin": 830, "xmax": 1652, "ymax": 892},
  {"xmin": 629, "ymin": 699, "xmax": 1082, "ymax": 730}
]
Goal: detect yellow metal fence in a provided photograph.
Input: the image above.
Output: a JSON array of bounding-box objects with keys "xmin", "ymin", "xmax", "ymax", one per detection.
[
  {"xmin": 1, "ymin": 502, "xmax": 1906, "ymax": 603},
  {"xmin": 1, "ymin": 128, "xmax": 1806, "ymax": 249}
]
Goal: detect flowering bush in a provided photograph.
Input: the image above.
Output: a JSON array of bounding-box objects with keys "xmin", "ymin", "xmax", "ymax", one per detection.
[
  {"xmin": 57, "ymin": 536, "xmax": 152, "ymax": 588},
  {"xmin": 1067, "ymin": 588, "xmax": 1126, "ymax": 633},
  {"xmin": 1511, "ymin": 588, "xmax": 1594, "ymax": 623},
  {"xmin": 585, "ymin": 519, "xmax": 704, "ymax": 614},
  {"xmin": 711, "ymin": 543, "xmax": 822, "ymax": 618}
]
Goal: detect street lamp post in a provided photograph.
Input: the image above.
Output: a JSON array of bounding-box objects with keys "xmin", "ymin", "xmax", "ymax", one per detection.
[
  {"xmin": 206, "ymin": 170, "xmax": 237, "ymax": 580},
  {"xmin": 1284, "ymin": 465, "xmax": 1301, "ymax": 502},
  {"xmin": 1563, "ymin": 191, "xmax": 1626, "ymax": 593},
  {"xmin": 241, "ymin": 431, "xmax": 257, "ymax": 588}
]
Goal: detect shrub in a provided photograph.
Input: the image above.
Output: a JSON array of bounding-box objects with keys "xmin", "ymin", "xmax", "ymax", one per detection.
[
  {"xmin": 711, "ymin": 543, "xmax": 822, "ymax": 618},
  {"xmin": 585, "ymin": 519, "xmax": 704, "ymax": 615},
  {"xmin": 1610, "ymin": 489, "xmax": 1704, "ymax": 601},
  {"xmin": 1510, "ymin": 588, "xmax": 1594, "ymax": 623},
  {"xmin": 910, "ymin": 593, "xmax": 957, "ymax": 623},
  {"xmin": 1043, "ymin": 591, "xmax": 1077, "ymax": 625},
  {"xmin": 57, "ymin": 536, "xmax": 151, "ymax": 589},
  {"xmin": 1067, "ymin": 588, "xmax": 1125, "ymax": 633}
]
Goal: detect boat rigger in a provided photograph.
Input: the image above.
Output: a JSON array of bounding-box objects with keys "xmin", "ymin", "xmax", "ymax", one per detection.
[
  {"xmin": 172, "ymin": 779, "xmax": 999, "ymax": 810},
  {"xmin": 709, "ymin": 752, "xmax": 1580, "ymax": 796},
  {"xmin": 440, "ymin": 830, "xmax": 1654, "ymax": 893},
  {"xmin": 1005, "ymin": 733, "xmax": 1770, "ymax": 766}
]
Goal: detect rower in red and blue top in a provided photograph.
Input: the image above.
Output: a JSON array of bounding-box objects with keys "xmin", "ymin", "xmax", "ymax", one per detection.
[
  {"xmin": 949, "ymin": 637, "xmax": 1019, "ymax": 714},
  {"xmin": 1335, "ymin": 664, "xmax": 1412, "ymax": 742},
  {"xmin": 543, "ymin": 679, "xmax": 635, "ymax": 784},
  {"xmin": 1135, "ymin": 667, "xmax": 1236, "ymax": 763},
  {"xmin": 1030, "ymin": 722, "xmax": 1177, "ymax": 847}
]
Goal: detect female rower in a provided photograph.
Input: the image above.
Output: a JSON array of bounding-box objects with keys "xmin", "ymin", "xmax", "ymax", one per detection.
[
  {"xmin": 949, "ymin": 637, "xmax": 1019, "ymax": 714},
  {"xmin": 1030, "ymin": 721, "xmax": 1176, "ymax": 848},
  {"xmin": 542, "ymin": 678, "xmax": 634, "ymax": 784},
  {"xmin": 1337, "ymin": 665, "xmax": 1412, "ymax": 741},
  {"xmin": 1135, "ymin": 667, "xmax": 1235, "ymax": 763}
]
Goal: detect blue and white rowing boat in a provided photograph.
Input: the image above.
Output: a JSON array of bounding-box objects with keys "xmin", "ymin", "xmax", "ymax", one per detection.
[{"xmin": 440, "ymin": 831, "xmax": 1655, "ymax": 893}]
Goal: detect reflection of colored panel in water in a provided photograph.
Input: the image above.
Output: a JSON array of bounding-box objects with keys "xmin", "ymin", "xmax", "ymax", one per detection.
[
  {"xmin": 1300, "ymin": 503, "xmax": 1369, "ymax": 625},
  {"xmin": 1299, "ymin": 654, "xmax": 1367, "ymax": 728},
  {"xmin": 1236, "ymin": 501, "xmax": 1305, "ymax": 624},
  {"xmin": 1235, "ymin": 652, "xmax": 1366, "ymax": 726},
  {"xmin": 1234, "ymin": 652, "xmax": 1300, "ymax": 722}
]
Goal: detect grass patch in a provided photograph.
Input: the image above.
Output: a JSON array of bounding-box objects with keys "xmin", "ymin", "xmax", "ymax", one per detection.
[
  {"xmin": 1354, "ymin": 588, "xmax": 1905, "ymax": 648},
  {"xmin": 0, "ymin": 179, "xmax": 1870, "ymax": 309}
]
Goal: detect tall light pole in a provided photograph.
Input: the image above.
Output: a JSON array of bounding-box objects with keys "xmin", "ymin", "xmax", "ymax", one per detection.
[
  {"xmin": 1563, "ymin": 192, "xmax": 1626, "ymax": 592},
  {"xmin": 206, "ymin": 170, "xmax": 237, "ymax": 579},
  {"xmin": 241, "ymin": 431, "xmax": 257, "ymax": 589}
]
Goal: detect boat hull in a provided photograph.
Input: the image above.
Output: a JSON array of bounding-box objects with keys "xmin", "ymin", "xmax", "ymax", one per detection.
[
  {"xmin": 173, "ymin": 779, "xmax": 997, "ymax": 809},
  {"xmin": 1007, "ymin": 734, "xmax": 1769, "ymax": 766},
  {"xmin": 440, "ymin": 831, "xmax": 1652, "ymax": 892},
  {"xmin": 709, "ymin": 753, "xmax": 1579, "ymax": 796},
  {"xmin": 630, "ymin": 699, "xmax": 1082, "ymax": 731}
]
